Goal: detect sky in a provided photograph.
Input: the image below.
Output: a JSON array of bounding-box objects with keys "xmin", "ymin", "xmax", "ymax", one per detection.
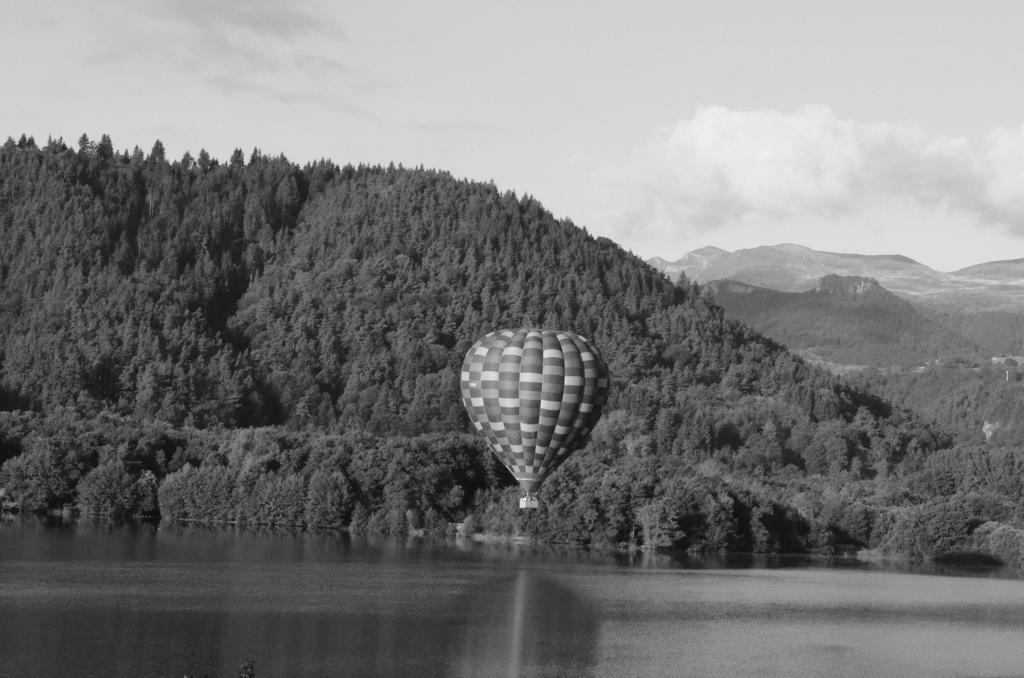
[{"xmin": 3, "ymin": 0, "xmax": 1024, "ymax": 271}]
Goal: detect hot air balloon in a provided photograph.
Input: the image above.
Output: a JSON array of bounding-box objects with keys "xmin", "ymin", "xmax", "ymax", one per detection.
[{"xmin": 460, "ymin": 328, "xmax": 610, "ymax": 509}]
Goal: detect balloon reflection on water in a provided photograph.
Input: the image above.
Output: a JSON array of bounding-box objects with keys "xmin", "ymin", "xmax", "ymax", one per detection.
[{"xmin": 450, "ymin": 568, "xmax": 600, "ymax": 678}]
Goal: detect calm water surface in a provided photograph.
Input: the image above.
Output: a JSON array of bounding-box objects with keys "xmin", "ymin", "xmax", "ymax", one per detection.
[{"xmin": 2, "ymin": 520, "xmax": 1024, "ymax": 677}]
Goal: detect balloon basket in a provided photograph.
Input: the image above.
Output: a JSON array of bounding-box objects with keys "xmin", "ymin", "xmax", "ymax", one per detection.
[{"xmin": 519, "ymin": 495, "xmax": 539, "ymax": 510}]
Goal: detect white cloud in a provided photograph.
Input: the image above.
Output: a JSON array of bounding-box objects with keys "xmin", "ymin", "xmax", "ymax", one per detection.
[
  {"xmin": 985, "ymin": 123, "xmax": 1024, "ymax": 214},
  {"xmin": 596, "ymin": 106, "xmax": 1024, "ymax": 251}
]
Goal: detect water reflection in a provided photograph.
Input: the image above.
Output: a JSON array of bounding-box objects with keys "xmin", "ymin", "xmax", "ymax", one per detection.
[
  {"xmin": 449, "ymin": 569, "xmax": 600, "ymax": 678},
  {"xmin": 5, "ymin": 522, "xmax": 1024, "ymax": 677},
  {"xmin": 0, "ymin": 523, "xmax": 603, "ymax": 677}
]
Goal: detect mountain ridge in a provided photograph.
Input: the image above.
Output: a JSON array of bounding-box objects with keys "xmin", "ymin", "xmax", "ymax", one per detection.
[
  {"xmin": 707, "ymin": 274, "xmax": 980, "ymax": 368},
  {"xmin": 953, "ymin": 257, "xmax": 1024, "ymax": 279},
  {"xmin": 650, "ymin": 243, "xmax": 1024, "ymax": 313}
]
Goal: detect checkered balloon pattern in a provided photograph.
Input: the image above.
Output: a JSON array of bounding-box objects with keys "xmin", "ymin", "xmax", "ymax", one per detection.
[{"xmin": 460, "ymin": 328, "xmax": 610, "ymax": 494}]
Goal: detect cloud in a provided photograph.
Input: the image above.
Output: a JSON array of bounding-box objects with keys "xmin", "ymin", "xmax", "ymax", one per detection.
[
  {"xmin": 156, "ymin": 0, "xmax": 336, "ymax": 42},
  {"xmin": 597, "ymin": 106, "xmax": 1024, "ymax": 240},
  {"xmin": 85, "ymin": 0, "xmax": 365, "ymax": 109},
  {"xmin": 407, "ymin": 119, "xmax": 504, "ymax": 136},
  {"xmin": 156, "ymin": 0, "xmax": 345, "ymax": 79}
]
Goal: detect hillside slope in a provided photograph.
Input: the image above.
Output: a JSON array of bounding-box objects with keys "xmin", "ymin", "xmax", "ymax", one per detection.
[{"xmin": 709, "ymin": 275, "xmax": 981, "ymax": 367}]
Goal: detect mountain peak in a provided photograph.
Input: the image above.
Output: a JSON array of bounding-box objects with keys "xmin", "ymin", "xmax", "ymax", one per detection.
[
  {"xmin": 691, "ymin": 245, "xmax": 730, "ymax": 256},
  {"xmin": 649, "ymin": 245, "xmax": 729, "ymax": 283}
]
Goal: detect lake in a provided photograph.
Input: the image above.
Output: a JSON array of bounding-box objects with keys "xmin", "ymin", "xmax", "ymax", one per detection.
[{"xmin": 2, "ymin": 520, "xmax": 1024, "ymax": 677}]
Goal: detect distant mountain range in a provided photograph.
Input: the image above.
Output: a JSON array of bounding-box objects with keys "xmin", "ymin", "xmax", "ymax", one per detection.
[
  {"xmin": 649, "ymin": 245, "xmax": 1024, "ymax": 442},
  {"xmin": 649, "ymin": 243, "xmax": 1024, "ymax": 361},
  {"xmin": 649, "ymin": 243, "xmax": 1024, "ymax": 312}
]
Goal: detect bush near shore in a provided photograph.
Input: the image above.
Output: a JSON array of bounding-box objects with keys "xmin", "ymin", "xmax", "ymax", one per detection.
[{"xmin": 4, "ymin": 410, "xmax": 1024, "ymax": 561}]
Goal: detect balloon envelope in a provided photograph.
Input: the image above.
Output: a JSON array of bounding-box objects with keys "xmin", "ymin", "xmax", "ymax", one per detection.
[{"xmin": 460, "ymin": 328, "xmax": 610, "ymax": 496}]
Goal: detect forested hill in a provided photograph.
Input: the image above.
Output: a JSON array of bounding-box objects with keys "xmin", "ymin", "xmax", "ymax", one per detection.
[
  {"xmin": 1, "ymin": 134, "xmax": 925, "ymax": 442},
  {"xmin": 5, "ymin": 135, "xmax": 1015, "ymax": 561}
]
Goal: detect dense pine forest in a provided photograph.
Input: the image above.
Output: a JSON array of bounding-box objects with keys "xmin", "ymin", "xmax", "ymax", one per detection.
[{"xmin": 3, "ymin": 134, "xmax": 1024, "ymax": 564}]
